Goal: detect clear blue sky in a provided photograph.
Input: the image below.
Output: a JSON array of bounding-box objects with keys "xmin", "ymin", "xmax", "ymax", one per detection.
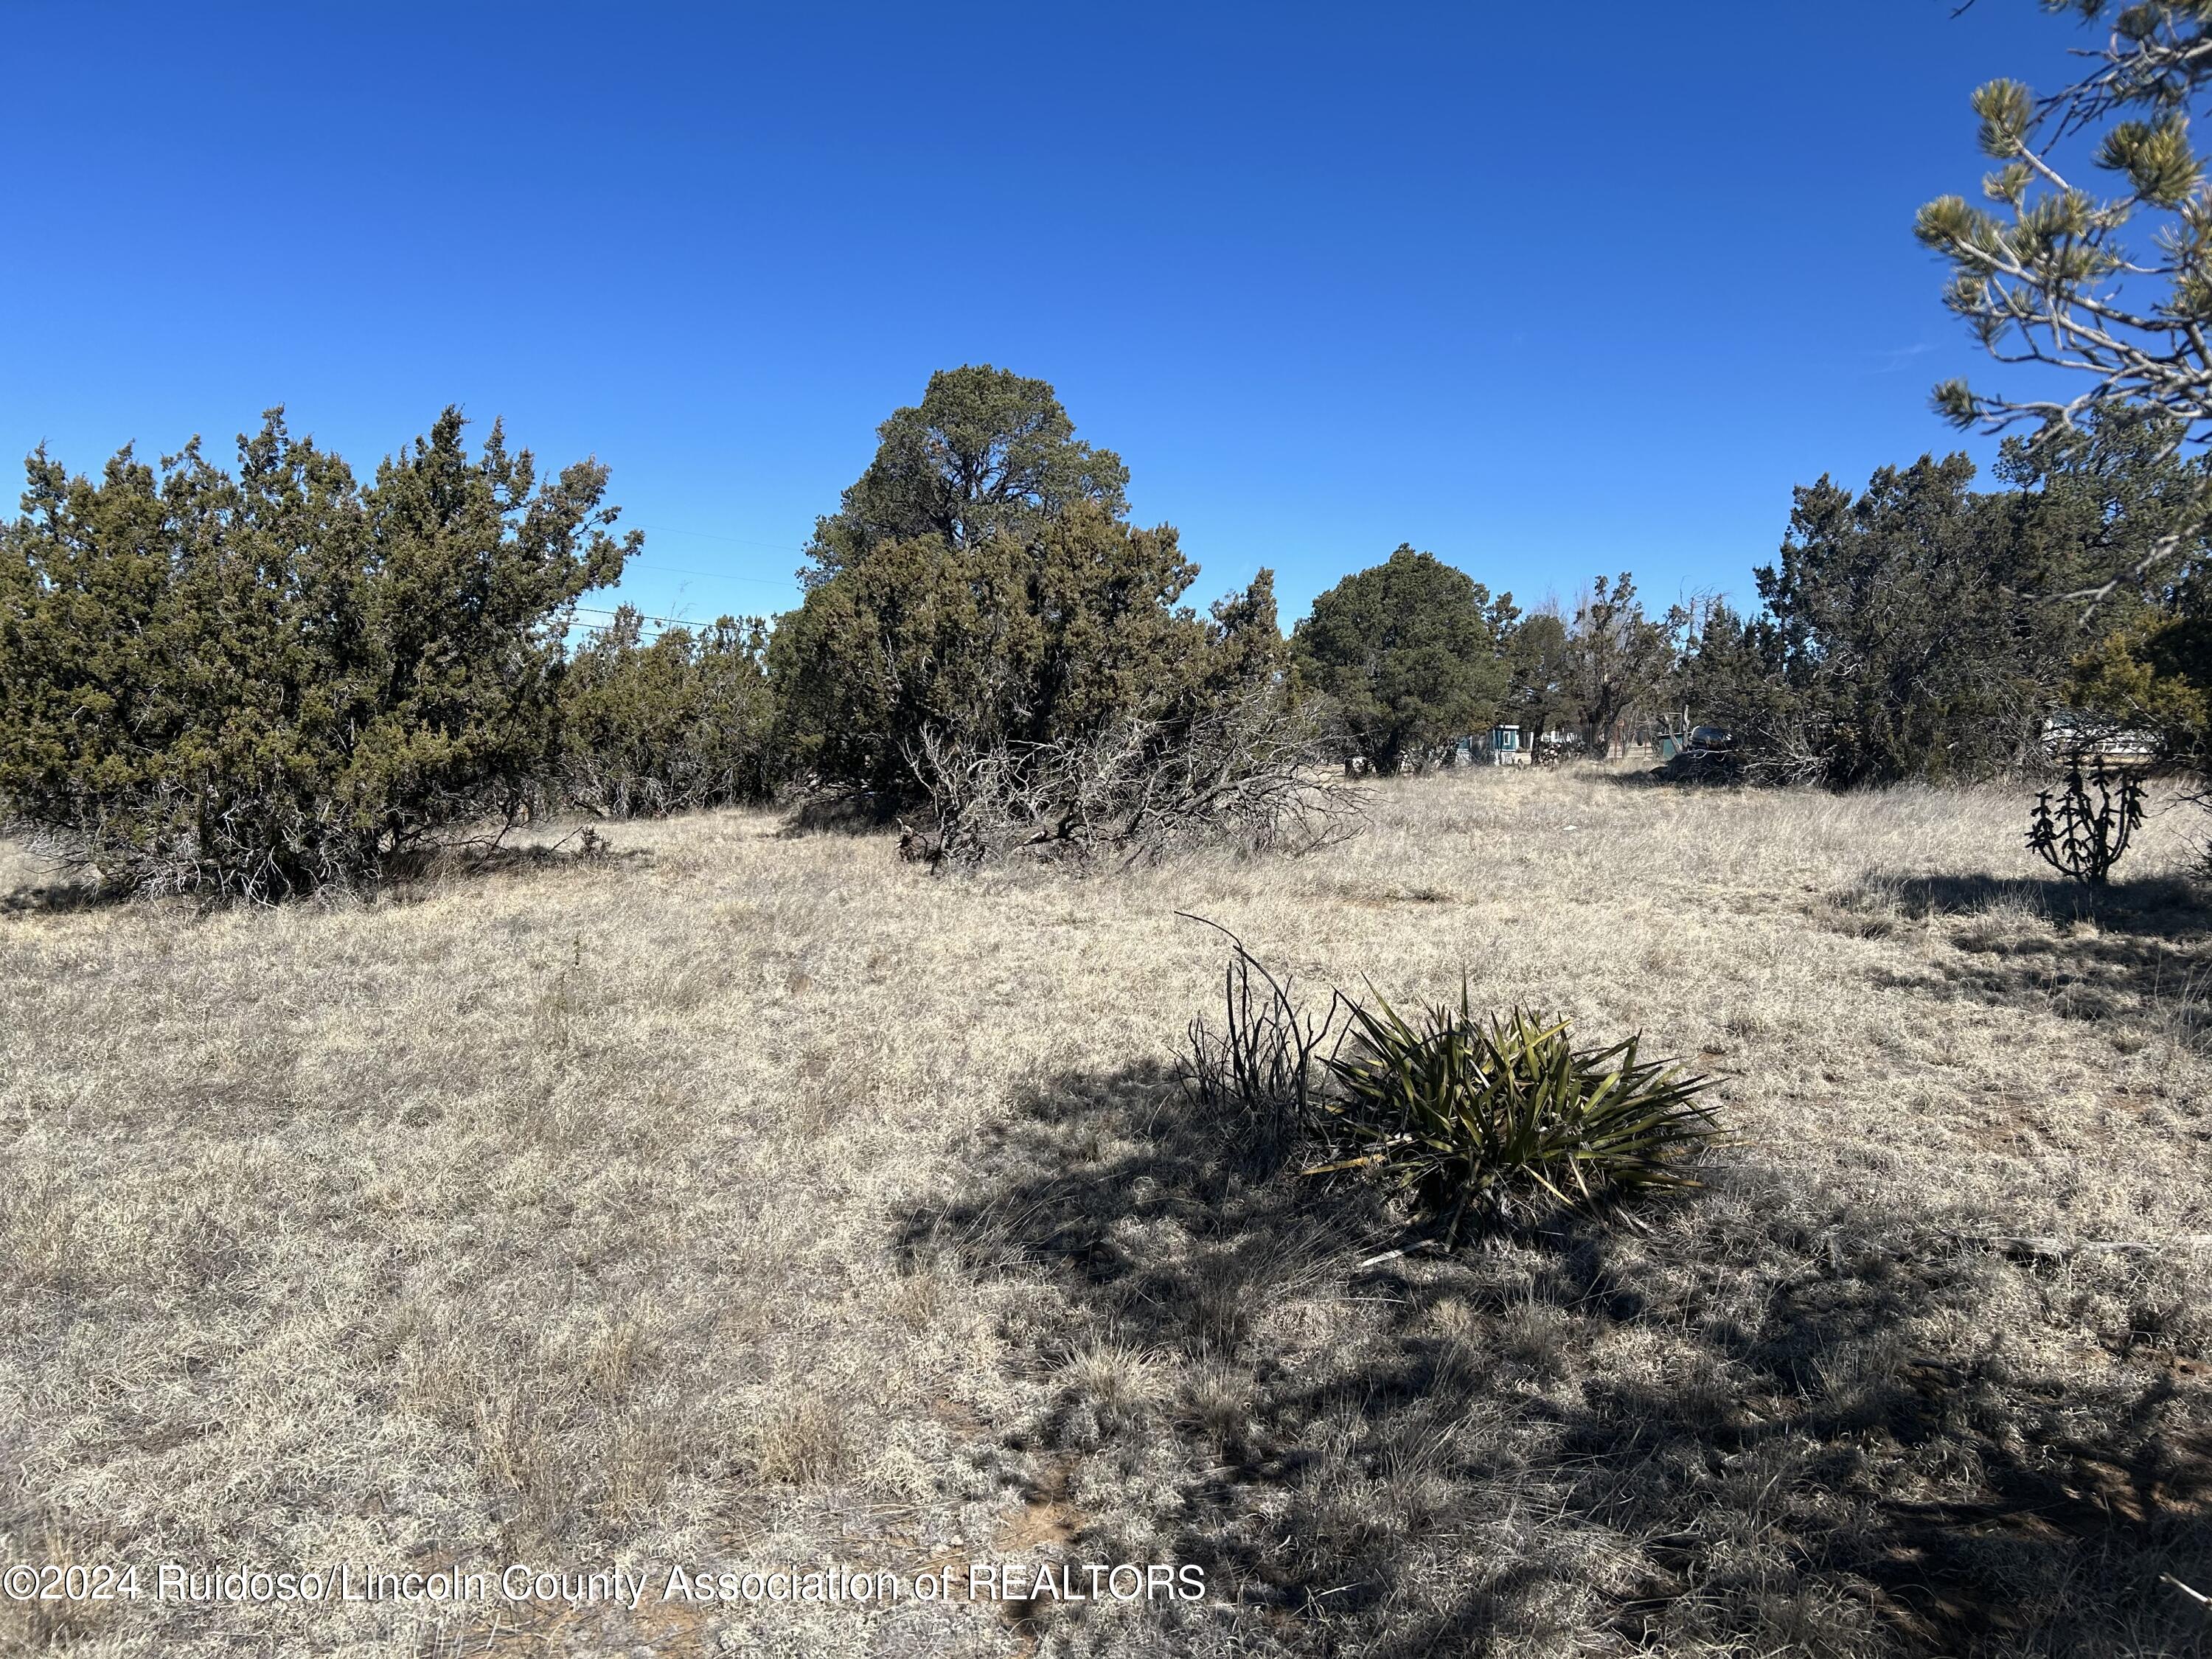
[{"xmin": 1, "ymin": 1, "xmax": 2082, "ymax": 630}]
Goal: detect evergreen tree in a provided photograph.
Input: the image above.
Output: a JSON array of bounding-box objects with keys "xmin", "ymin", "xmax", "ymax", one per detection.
[
  {"xmin": 1758, "ymin": 456, "xmax": 2037, "ymax": 783},
  {"xmin": 804, "ymin": 365, "xmax": 1129, "ymax": 586},
  {"xmin": 775, "ymin": 369, "xmax": 1279, "ymax": 804},
  {"xmin": 772, "ymin": 503, "xmax": 1212, "ymax": 800},
  {"xmin": 1561, "ymin": 572, "xmax": 1680, "ymax": 753},
  {"xmin": 559, "ymin": 608, "xmax": 779, "ymax": 815},
  {"xmin": 1290, "ymin": 546, "xmax": 1507, "ymax": 775},
  {"xmin": 1199, "ymin": 567, "xmax": 1288, "ymax": 703},
  {"xmin": 1492, "ymin": 611, "xmax": 1569, "ymax": 752},
  {"xmin": 0, "ymin": 408, "xmax": 636, "ymax": 897},
  {"xmin": 1918, "ymin": 8, "xmax": 2212, "ymax": 460},
  {"xmin": 1915, "ymin": 6, "xmax": 2212, "ymax": 606}
]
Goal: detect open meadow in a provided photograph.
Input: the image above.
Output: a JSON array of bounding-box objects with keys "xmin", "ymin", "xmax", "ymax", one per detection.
[{"xmin": 4, "ymin": 767, "xmax": 2211, "ymax": 1658}]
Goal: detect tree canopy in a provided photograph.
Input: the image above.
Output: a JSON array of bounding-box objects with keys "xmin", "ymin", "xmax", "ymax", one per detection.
[
  {"xmin": 773, "ymin": 503, "xmax": 1259, "ymax": 800},
  {"xmin": 1560, "ymin": 573, "xmax": 1681, "ymax": 751},
  {"xmin": 1500, "ymin": 610, "xmax": 1575, "ymax": 748},
  {"xmin": 559, "ymin": 607, "xmax": 778, "ymax": 816},
  {"xmin": 33, "ymin": 337, "xmax": 2199, "ymax": 908},
  {"xmin": 1663, "ymin": 408, "xmax": 2212, "ymax": 783},
  {"xmin": 1916, "ymin": 3, "xmax": 2212, "ymax": 594},
  {"xmin": 1290, "ymin": 545, "xmax": 1507, "ymax": 774},
  {"xmin": 776, "ymin": 369, "xmax": 1287, "ymax": 805},
  {"xmin": 803, "ymin": 365, "xmax": 1130, "ymax": 586},
  {"xmin": 1759, "ymin": 456, "xmax": 2035, "ymax": 783},
  {"xmin": 0, "ymin": 408, "xmax": 636, "ymax": 897}
]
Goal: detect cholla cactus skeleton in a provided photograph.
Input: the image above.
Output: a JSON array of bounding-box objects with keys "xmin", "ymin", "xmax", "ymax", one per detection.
[{"xmin": 2028, "ymin": 757, "xmax": 2146, "ymax": 884}]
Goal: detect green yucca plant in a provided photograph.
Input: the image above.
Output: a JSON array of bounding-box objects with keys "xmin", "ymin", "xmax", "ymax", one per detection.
[{"xmin": 1309, "ymin": 989, "xmax": 1720, "ymax": 1246}]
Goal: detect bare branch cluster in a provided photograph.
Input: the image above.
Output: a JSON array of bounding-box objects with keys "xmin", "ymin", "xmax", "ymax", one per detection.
[
  {"xmin": 897, "ymin": 693, "xmax": 1370, "ymax": 872},
  {"xmin": 1180, "ymin": 915, "xmax": 1346, "ymax": 1174}
]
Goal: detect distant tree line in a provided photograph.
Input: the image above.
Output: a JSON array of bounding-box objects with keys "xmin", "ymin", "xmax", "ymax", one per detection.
[
  {"xmin": 6, "ymin": 366, "xmax": 2210, "ymax": 898},
  {"xmin": 1680, "ymin": 407, "xmax": 2212, "ymax": 785}
]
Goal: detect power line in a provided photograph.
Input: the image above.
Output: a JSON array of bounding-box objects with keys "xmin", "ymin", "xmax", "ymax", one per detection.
[
  {"xmin": 618, "ymin": 557, "xmax": 792, "ymax": 587},
  {"xmin": 632, "ymin": 523, "xmax": 810, "ymax": 555},
  {"xmin": 573, "ymin": 605, "xmax": 765, "ymax": 630}
]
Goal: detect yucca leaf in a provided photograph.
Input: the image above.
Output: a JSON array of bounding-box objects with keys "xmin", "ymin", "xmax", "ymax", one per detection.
[{"xmin": 1314, "ymin": 998, "xmax": 1722, "ymax": 1241}]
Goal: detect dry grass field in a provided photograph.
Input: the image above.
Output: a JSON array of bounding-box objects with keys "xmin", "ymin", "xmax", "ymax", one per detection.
[{"xmin": 4, "ymin": 767, "xmax": 2211, "ymax": 1658}]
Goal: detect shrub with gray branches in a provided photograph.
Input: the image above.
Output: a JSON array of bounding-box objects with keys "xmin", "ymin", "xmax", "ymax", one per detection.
[{"xmin": 897, "ymin": 693, "xmax": 1368, "ymax": 871}]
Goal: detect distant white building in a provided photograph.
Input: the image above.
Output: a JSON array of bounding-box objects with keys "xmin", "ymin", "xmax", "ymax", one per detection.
[{"xmin": 2042, "ymin": 711, "xmax": 2157, "ymax": 763}]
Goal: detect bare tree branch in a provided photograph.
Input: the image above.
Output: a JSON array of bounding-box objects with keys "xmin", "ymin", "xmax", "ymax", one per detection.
[{"xmin": 897, "ymin": 693, "xmax": 1370, "ymax": 872}]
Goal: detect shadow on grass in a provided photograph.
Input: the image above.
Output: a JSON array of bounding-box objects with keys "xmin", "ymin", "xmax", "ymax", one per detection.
[
  {"xmin": 1602, "ymin": 759, "xmax": 1745, "ymax": 789},
  {"xmin": 900, "ymin": 1061, "xmax": 2212, "ymax": 1658},
  {"xmin": 776, "ymin": 790, "xmax": 900, "ymax": 840},
  {"xmin": 391, "ymin": 832, "xmax": 653, "ymax": 888},
  {"xmin": 0, "ymin": 875, "xmax": 107, "ymax": 916},
  {"xmin": 1879, "ymin": 872, "xmax": 2208, "ymax": 937},
  {"xmin": 0, "ymin": 832, "xmax": 648, "ymax": 914},
  {"xmin": 1833, "ymin": 872, "xmax": 2212, "ymax": 1044}
]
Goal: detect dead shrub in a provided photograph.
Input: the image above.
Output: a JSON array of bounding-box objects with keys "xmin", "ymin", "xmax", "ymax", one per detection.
[
  {"xmin": 1179, "ymin": 917, "xmax": 1344, "ymax": 1172},
  {"xmin": 898, "ymin": 693, "xmax": 1369, "ymax": 872}
]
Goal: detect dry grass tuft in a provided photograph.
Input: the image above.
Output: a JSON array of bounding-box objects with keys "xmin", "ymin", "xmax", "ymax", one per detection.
[{"xmin": 751, "ymin": 1395, "xmax": 853, "ymax": 1486}]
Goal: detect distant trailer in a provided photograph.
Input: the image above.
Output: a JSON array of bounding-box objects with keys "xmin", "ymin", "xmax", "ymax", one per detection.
[
  {"xmin": 1484, "ymin": 724, "xmax": 1531, "ymax": 766},
  {"xmin": 2042, "ymin": 712, "xmax": 2158, "ymax": 767}
]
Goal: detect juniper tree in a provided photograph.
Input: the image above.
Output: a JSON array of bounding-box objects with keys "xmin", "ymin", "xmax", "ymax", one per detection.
[
  {"xmin": 1486, "ymin": 611, "xmax": 1566, "ymax": 753},
  {"xmin": 773, "ymin": 503, "xmax": 1226, "ymax": 799},
  {"xmin": 1561, "ymin": 573, "xmax": 1681, "ymax": 754},
  {"xmin": 0, "ymin": 408, "xmax": 636, "ymax": 897},
  {"xmin": 1290, "ymin": 546, "xmax": 1508, "ymax": 775},
  {"xmin": 1197, "ymin": 566, "xmax": 1289, "ymax": 703},
  {"xmin": 559, "ymin": 607, "xmax": 778, "ymax": 816},
  {"xmin": 803, "ymin": 365, "xmax": 1130, "ymax": 586},
  {"xmin": 778, "ymin": 368, "xmax": 1292, "ymax": 804}
]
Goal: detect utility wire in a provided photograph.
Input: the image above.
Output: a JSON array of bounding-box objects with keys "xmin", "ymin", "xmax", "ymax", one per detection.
[
  {"xmin": 573, "ymin": 605, "xmax": 762, "ymax": 630},
  {"xmin": 616, "ymin": 557, "xmax": 793, "ymax": 587},
  {"xmin": 632, "ymin": 523, "xmax": 810, "ymax": 555},
  {"xmin": 608, "ymin": 523, "xmax": 809, "ymax": 588}
]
